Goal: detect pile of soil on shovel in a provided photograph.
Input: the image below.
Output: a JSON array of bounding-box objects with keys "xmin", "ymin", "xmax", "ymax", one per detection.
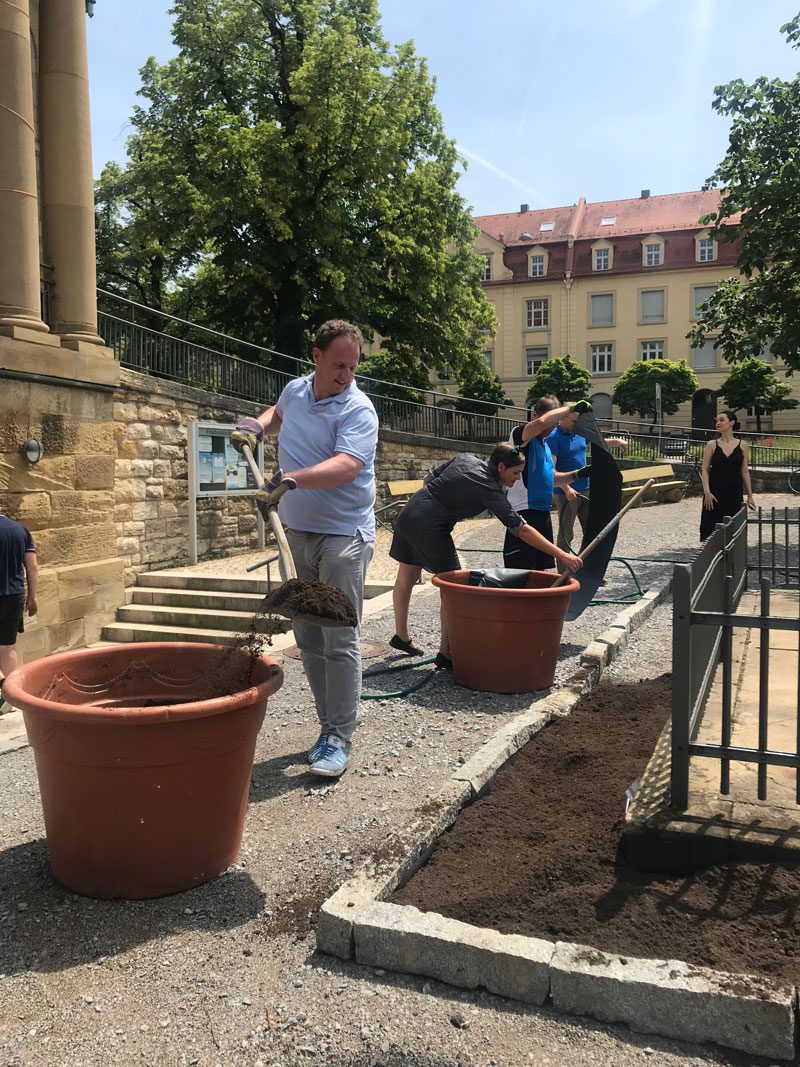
[
  {"xmin": 261, "ymin": 579, "xmax": 357, "ymax": 627},
  {"xmin": 394, "ymin": 675, "xmax": 800, "ymax": 983}
]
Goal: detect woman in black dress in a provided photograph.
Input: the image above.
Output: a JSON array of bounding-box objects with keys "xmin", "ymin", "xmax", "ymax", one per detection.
[{"xmin": 699, "ymin": 409, "xmax": 756, "ymax": 541}]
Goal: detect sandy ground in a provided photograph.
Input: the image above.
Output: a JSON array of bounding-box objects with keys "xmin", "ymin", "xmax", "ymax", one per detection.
[{"xmin": 0, "ymin": 496, "xmax": 794, "ymax": 1067}]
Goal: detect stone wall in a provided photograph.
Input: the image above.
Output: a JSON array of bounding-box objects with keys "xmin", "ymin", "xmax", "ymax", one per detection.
[
  {"xmin": 114, "ymin": 369, "xmax": 278, "ymax": 586},
  {"xmin": 0, "ymin": 369, "xmax": 124, "ymax": 661},
  {"xmin": 376, "ymin": 431, "xmax": 492, "ymax": 504}
]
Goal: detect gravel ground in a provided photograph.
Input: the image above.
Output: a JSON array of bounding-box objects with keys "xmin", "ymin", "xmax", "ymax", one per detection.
[{"xmin": 0, "ymin": 494, "xmax": 794, "ymax": 1067}]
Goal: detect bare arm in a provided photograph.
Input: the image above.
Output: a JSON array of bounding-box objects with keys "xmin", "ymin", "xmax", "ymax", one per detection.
[
  {"xmin": 518, "ymin": 523, "xmax": 582, "ymax": 572},
  {"xmin": 740, "ymin": 442, "xmax": 755, "ymax": 507},
  {"xmin": 700, "ymin": 441, "xmax": 715, "ymax": 503},
  {"xmin": 554, "ymin": 470, "xmax": 580, "ymax": 488},
  {"xmin": 520, "ymin": 405, "xmax": 571, "ymax": 444},
  {"xmin": 285, "ymin": 452, "xmax": 363, "ymax": 490},
  {"xmin": 256, "ymin": 405, "xmax": 283, "ymax": 437},
  {"xmin": 604, "ymin": 436, "xmax": 629, "ymax": 451},
  {"xmin": 23, "ymin": 551, "xmax": 37, "ymax": 615}
]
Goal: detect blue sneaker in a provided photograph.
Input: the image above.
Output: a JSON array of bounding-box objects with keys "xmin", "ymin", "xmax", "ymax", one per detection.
[
  {"xmin": 307, "ymin": 729, "xmax": 328, "ymax": 763},
  {"xmin": 310, "ymin": 734, "xmax": 350, "ymax": 778}
]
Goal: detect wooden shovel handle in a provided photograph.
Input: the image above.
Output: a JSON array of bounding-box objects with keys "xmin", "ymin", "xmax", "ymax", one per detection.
[{"xmin": 240, "ymin": 444, "xmax": 298, "ymax": 582}]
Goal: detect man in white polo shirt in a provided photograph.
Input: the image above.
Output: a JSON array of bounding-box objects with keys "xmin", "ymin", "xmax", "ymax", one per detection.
[{"xmin": 232, "ymin": 321, "xmax": 378, "ymax": 779}]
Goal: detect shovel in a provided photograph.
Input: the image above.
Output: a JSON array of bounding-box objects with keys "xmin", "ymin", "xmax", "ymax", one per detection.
[
  {"xmin": 551, "ymin": 479, "xmax": 655, "ymax": 587},
  {"xmin": 240, "ymin": 444, "xmax": 357, "ymax": 628}
]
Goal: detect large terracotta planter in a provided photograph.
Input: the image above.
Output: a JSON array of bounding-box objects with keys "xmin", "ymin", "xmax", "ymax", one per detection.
[
  {"xmin": 3, "ymin": 642, "xmax": 283, "ymax": 899},
  {"xmin": 432, "ymin": 570, "xmax": 579, "ymax": 693}
]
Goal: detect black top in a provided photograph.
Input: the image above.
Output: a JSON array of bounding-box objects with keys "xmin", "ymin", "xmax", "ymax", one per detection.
[
  {"xmin": 0, "ymin": 515, "xmax": 35, "ymax": 596},
  {"xmin": 708, "ymin": 440, "xmax": 744, "ymax": 498},
  {"xmin": 424, "ymin": 454, "xmax": 524, "ymax": 532}
]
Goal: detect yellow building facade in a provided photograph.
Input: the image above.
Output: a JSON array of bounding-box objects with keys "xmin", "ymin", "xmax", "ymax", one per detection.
[{"xmin": 474, "ymin": 190, "xmax": 794, "ymax": 433}]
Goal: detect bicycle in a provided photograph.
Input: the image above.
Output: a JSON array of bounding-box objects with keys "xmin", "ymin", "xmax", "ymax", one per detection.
[
  {"xmin": 680, "ymin": 457, "xmax": 704, "ymax": 499},
  {"xmin": 789, "ymin": 467, "xmax": 800, "ymax": 494}
]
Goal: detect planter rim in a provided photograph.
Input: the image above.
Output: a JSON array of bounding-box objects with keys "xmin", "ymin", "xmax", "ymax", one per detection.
[
  {"xmin": 432, "ymin": 569, "xmax": 580, "ymax": 598},
  {"xmin": 2, "ymin": 641, "xmax": 283, "ymax": 725}
]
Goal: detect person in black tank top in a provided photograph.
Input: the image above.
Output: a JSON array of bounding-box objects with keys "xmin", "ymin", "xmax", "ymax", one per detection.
[{"xmin": 699, "ymin": 409, "xmax": 756, "ymax": 541}]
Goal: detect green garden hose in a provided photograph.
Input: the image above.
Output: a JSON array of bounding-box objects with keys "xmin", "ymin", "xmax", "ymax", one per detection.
[{"xmin": 361, "ymin": 655, "xmax": 438, "ymax": 700}]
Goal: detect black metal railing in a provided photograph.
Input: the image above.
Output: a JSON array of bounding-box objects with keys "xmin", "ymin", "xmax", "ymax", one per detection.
[
  {"xmin": 596, "ymin": 430, "xmax": 800, "ymax": 470},
  {"xmin": 671, "ymin": 507, "xmax": 800, "ymax": 809}
]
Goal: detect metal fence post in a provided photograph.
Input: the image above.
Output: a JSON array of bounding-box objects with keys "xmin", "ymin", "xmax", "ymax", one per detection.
[{"xmin": 671, "ymin": 564, "xmax": 693, "ymax": 809}]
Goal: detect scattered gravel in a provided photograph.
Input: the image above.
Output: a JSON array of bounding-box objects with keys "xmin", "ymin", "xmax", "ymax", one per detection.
[{"xmin": 0, "ymin": 494, "xmax": 794, "ymax": 1067}]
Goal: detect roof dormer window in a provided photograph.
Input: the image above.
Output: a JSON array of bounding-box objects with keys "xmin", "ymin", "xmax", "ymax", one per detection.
[
  {"xmin": 539, "ymin": 222, "xmax": 554, "ymax": 232},
  {"xmin": 601, "ymin": 216, "xmax": 616, "ymax": 226}
]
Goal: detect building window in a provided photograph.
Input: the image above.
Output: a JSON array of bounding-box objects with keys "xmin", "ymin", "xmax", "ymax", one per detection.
[
  {"xmin": 526, "ymin": 298, "xmax": 549, "ymax": 329},
  {"xmin": 594, "ymin": 247, "xmax": 610, "ymax": 271},
  {"xmin": 589, "ymin": 292, "xmax": 614, "ymax": 327},
  {"xmin": 755, "ymin": 343, "xmax": 774, "ymax": 362},
  {"xmin": 640, "ymin": 288, "xmax": 666, "ymax": 323},
  {"xmin": 692, "ymin": 339, "xmax": 717, "ymax": 370},
  {"xmin": 645, "ymin": 242, "xmax": 662, "ymax": 267},
  {"xmin": 591, "ymin": 392, "xmax": 613, "ymax": 420},
  {"xmin": 481, "ymin": 255, "xmax": 492, "ymax": 282},
  {"xmin": 483, "ymin": 349, "xmax": 493, "ymax": 370},
  {"xmin": 590, "ymin": 343, "xmax": 613, "ymax": 374},
  {"xmin": 693, "ymin": 284, "xmax": 717, "ymax": 319},
  {"xmin": 640, "ymin": 340, "xmax": 665, "ymax": 360},
  {"xmin": 529, "ymin": 253, "xmax": 545, "ymax": 277},
  {"xmin": 696, "ymin": 233, "xmax": 717, "ymax": 262},
  {"xmin": 525, "ymin": 346, "xmax": 549, "ymax": 376},
  {"xmin": 539, "ymin": 222, "xmax": 554, "ymax": 231},
  {"xmin": 601, "ymin": 216, "xmax": 616, "ymax": 226}
]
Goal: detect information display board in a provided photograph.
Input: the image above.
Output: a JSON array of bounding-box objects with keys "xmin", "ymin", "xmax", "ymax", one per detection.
[{"xmin": 187, "ymin": 420, "xmax": 265, "ymax": 562}]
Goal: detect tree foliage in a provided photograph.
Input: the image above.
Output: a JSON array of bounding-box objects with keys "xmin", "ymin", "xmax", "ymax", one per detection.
[
  {"xmin": 526, "ymin": 355, "xmax": 591, "ymax": 407},
  {"xmin": 686, "ymin": 13, "xmax": 800, "ymax": 372},
  {"xmin": 452, "ymin": 361, "xmax": 511, "ymax": 417},
  {"xmin": 612, "ymin": 360, "xmax": 698, "ymax": 422},
  {"xmin": 717, "ymin": 357, "xmax": 798, "ymax": 432},
  {"xmin": 96, "ymin": 0, "xmax": 495, "ymax": 378}
]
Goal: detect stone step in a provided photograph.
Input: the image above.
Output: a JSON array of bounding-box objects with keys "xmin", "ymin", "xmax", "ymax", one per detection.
[
  {"xmin": 116, "ymin": 604, "xmax": 291, "ymax": 634},
  {"xmin": 129, "ymin": 587, "xmax": 267, "ymax": 612},
  {"xmin": 101, "ymin": 621, "xmax": 257, "ymax": 646},
  {"xmin": 136, "ymin": 571, "xmax": 275, "ymax": 594}
]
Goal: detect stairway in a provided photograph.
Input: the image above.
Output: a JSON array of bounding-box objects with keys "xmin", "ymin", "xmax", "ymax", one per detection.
[{"xmin": 101, "ymin": 571, "xmax": 393, "ymax": 646}]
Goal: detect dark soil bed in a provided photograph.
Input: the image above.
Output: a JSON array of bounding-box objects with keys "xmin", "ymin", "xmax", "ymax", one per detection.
[{"xmin": 393, "ymin": 675, "xmax": 800, "ymax": 983}]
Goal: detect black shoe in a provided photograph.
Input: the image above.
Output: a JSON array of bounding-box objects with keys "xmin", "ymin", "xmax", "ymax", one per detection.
[
  {"xmin": 433, "ymin": 652, "xmax": 453, "ymax": 670},
  {"xmin": 390, "ymin": 634, "xmax": 425, "ymax": 657}
]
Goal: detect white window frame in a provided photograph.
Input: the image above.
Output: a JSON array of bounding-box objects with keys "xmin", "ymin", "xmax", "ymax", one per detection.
[
  {"xmin": 695, "ymin": 231, "xmax": 717, "ymax": 263},
  {"xmin": 639, "ymin": 287, "xmax": 666, "ymax": 324},
  {"xmin": 601, "ymin": 216, "xmax": 616, "ymax": 226},
  {"xmin": 539, "ymin": 222, "xmax": 555, "ymax": 232},
  {"xmin": 591, "ymin": 239, "xmax": 613, "ymax": 272},
  {"xmin": 641, "ymin": 234, "xmax": 664, "ymax": 268},
  {"xmin": 525, "ymin": 346, "xmax": 549, "ymax": 376},
  {"xmin": 525, "ymin": 297, "xmax": 549, "ymax": 329},
  {"xmin": 594, "ymin": 247, "xmax": 610, "ymax": 272},
  {"xmin": 639, "ymin": 340, "xmax": 665, "ymax": 361},
  {"xmin": 480, "ymin": 254, "xmax": 492, "ymax": 282},
  {"xmin": 692, "ymin": 284, "xmax": 717, "ymax": 320},
  {"xmin": 589, "ymin": 342, "xmax": 614, "ymax": 375},
  {"xmin": 589, "ymin": 291, "xmax": 615, "ymax": 327},
  {"xmin": 645, "ymin": 243, "xmax": 661, "ymax": 267},
  {"xmin": 529, "ymin": 251, "xmax": 546, "ymax": 277}
]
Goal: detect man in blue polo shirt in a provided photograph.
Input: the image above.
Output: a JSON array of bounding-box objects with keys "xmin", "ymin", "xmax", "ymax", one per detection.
[
  {"xmin": 0, "ymin": 513, "xmax": 38, "ymax": 706},
  {"xmin": 232, "ymin": 321, "xmax": 378, "ymax": 779},
  {"xmin": 547, "ymin": 411, "xmax": 628, "ymax": 551}
]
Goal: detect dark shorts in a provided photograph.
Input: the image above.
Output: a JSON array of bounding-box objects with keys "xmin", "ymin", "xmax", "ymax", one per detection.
[
  {"xmin": 389, "ymin": 494, "xmax": 461, "ymax": 575},
  {"xmin": 502, "ymin": 508, "xmax": 555, "ymax": 571},
  {"xmin": 0, "ymin": 594, "xmax": 25, "ymax": 645}
]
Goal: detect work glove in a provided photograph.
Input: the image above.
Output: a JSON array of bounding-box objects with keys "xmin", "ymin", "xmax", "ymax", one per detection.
[
  {"xmin": 568, "ymin": 399, "xmax": 593, "ymax": 414},
  {"xmin": 573, "ymin": 464, "xmax": 592, "ymax": 481},
  {"xmin": 254, "ymin": 468, "xmax": 297, "ymax": 518},
  {"xmin": 230, "ymin": 417, "xmax": 264, "ymax": 455}
]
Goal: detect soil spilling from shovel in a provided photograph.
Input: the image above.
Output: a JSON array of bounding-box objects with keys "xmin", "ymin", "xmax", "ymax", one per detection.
[
  {"xmin": 261, "ymin": 579, "xmax": 357, "ymax": 627},
  {"xmin": 394, "ymin": 675, "xmax": 800, "ymax": 983}
]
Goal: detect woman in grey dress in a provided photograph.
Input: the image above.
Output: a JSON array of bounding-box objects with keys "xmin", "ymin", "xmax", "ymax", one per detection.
[{"xmin": 389, "ymin": 443, "xmax": 583, "ymax": 668}]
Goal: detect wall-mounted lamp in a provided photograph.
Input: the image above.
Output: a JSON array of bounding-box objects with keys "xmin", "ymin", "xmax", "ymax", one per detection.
[
  {"xmin": 22, "ymin": 439, "xmax": 44, "ymax": 464},
  {"xmin": 85, "ymin": 0, "xmax": 96, "ymax": 17}
]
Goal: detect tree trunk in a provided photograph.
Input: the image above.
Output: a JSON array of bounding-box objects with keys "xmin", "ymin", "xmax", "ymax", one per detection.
[{"xmin": 272, "ymin": 277, "xmax": 306, "ymax": 373}]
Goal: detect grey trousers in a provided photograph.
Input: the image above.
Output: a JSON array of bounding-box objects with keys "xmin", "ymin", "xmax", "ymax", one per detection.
[
  {"xmin": 555, "ymin": 492, "xmax": 590, "ymax": 552},
  {"xmin": 285, "ymin": 530, "xmax": 373, "ymax": 746}
]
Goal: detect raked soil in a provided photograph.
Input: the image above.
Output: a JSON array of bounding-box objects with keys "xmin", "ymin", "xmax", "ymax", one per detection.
[{"xmin": 394, "ymin": 674, "xmax": 800, "ymax": 985}]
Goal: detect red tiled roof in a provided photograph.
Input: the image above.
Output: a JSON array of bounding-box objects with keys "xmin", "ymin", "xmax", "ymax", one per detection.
[{"xmin": 475, "ymin": 189, "xmax": 732, "ymax": 247}]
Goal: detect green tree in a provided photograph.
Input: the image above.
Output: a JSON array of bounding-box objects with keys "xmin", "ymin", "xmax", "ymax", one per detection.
[
  {"xmin": 526, "ymin": 355, "xmax": 591, "ymax": 408},
  {"xmin": 452, "ymin": 361, "xmax": 511, "ymax": 417},
  {"xmin": 717, "ymin": 357, "xmax": 798, "ymax": 432},
  {"xmin": 612, "ymin": 360, "xmax": 698, "ymax": 427},
  {"xmin": 98, "ymin": 0, "xmax": 495, "ymax": 379},
  {"xmin": 686, "ymin": 13, "xmax": 800, "ymax": 371}
]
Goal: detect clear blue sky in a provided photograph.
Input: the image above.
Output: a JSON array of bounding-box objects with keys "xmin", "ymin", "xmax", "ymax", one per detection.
[{"xmin": 87, "ymin": 0, "xmax": 800, "ymax": 216}]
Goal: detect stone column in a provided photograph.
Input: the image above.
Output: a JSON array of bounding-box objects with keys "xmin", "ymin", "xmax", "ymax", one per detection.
[
  {"xmin": 39, "ymin": 0, "xmax": 104, "ymax": 347},
  {"xmin": 0, "ymin": 0, "xmax": 49, "ymax": 335}
]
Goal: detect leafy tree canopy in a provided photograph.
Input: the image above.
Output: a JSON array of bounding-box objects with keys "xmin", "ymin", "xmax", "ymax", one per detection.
[
  {"xmin": 526, "ymin": 355, "xmax": 591, "ymax": 408},
  {"xmin": 96, "ymin": 0, "xmax": 495, "ymax": 379},
  {"xmin": 452, "ymin": 361, "xmax": 512, "ymax": 417},
  {"xmin": 686, "ymin": 12, "xmax": 800, "ymax": 372},
  {"xmin": 612, "ymin": 360, "xmax": 698, "ymax": 422},
  {"xmin": 717, "ymin": 357, "xmax": 798, "ymax": 432}
]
